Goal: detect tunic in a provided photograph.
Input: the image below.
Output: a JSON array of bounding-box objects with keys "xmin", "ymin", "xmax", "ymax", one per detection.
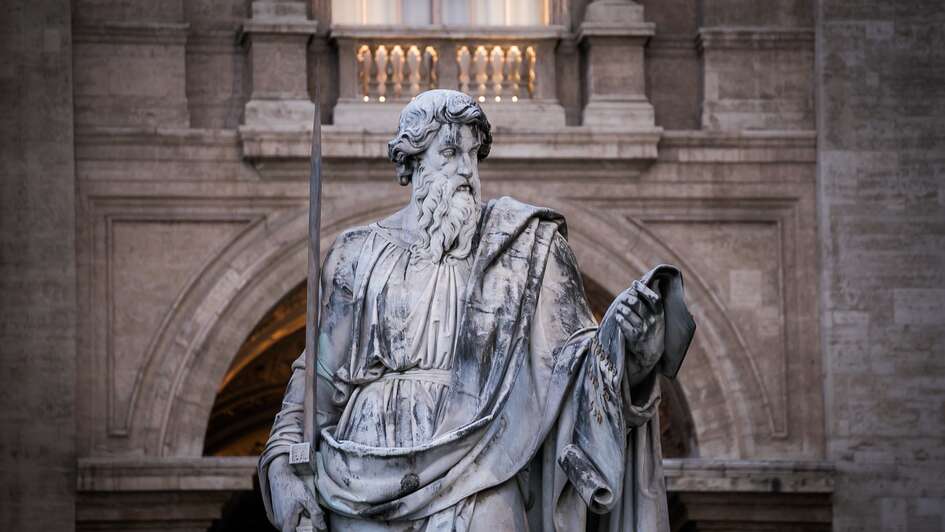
[{"xmin": 333, "ymin": 223, "xmax": 472, "ymax": 448}]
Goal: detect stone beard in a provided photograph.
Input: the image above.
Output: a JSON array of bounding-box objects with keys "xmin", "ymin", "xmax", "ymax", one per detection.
[
  {"xmin": 410, "ymin": 161, "xmax": 481, "ymax": 264},
  {"xmin": 258, "ymin": 89, "xmax": 695, "ymax": 532}
]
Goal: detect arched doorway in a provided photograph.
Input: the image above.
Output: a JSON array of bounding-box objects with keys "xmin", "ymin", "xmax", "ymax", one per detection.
[{"xmin": 204, "ymin": 272, "xmax": 697, "ymax": 530}]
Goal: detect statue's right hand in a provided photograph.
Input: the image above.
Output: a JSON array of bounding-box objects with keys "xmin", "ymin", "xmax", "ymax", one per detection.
[{"xmin": 267, "ymin": 456, "xmax": 327, "ymax": 532}]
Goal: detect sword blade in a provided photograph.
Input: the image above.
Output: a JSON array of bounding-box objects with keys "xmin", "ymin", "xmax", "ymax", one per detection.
[{"xmin": 303, "ymin": 84, "xmax": 322, "ymax": 455}]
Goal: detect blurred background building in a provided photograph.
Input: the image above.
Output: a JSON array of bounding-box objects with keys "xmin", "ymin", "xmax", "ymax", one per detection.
[{"xmin": 2, "ymin": 0, "xmax": 943, "ymax": 530}]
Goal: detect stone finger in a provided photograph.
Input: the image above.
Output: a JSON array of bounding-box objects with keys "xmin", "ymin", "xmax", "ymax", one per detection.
[{"xmin": 632, "ymin": 280, "xmax": 661, "ymax": 312}]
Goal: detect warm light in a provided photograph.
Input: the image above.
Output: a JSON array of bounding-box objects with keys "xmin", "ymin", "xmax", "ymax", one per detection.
[
  {"xmin": 495, "ymin": 96, "xmax": 502, "ymax": 102},
  {"xmin": 478, "ymin": 95, "xmax": 485, "ymax": 102},
  {"xmin": 362, "ymin": 95, "xmax": 370, "ymax": 102},
  {"xmin": 511, "ymin": 95, "xmax": 518, "ymax": 102},
  {"xmin": 379, "ymin": 95, "xmax": 386, "ymax": 102}
]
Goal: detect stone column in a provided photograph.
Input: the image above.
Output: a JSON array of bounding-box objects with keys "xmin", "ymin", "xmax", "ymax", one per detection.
[
  {"xmin": 577, "ymin": 0, "xmax": 656, "ymax": 129},
  {"xmin": 241, "ymin": 1, "xmax": 319, "ymax": 129}
]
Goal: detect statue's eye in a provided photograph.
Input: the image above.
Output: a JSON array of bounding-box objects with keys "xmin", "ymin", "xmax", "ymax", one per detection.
[{"xmin": 440, "ymin": 147, "xmax": 456, "ymax": 158}]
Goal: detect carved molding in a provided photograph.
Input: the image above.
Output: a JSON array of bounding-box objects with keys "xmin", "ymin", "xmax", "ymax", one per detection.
[
  {"xmin": 659, "ymin": 130, "xmax": 817, "ymax": 163},
  {"xmin": 73, "ymin": 22, "xmax": 190, "ymax": 45},
  {"xmin": 84, "ymin": 197, "xmax": 303, "ymax": 441},
  {"xmin": 239, "ymin": 126, "xmax": 662, "ymax": 169},
  {"xmin": 697, "ymin": 26, "xmax": 815, "ymax": 52}
]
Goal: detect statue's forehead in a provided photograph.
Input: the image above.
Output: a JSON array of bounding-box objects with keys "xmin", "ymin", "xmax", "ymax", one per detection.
[{"xmin": 436, "ymin": 122, "xmax": 479, "ymax": 147}]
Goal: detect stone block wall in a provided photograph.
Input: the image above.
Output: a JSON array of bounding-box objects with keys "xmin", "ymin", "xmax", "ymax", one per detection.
[
  {"xmin": 818, "ymin": 1, "xmax": 945, "ymax": 530},
  {"xmin": 0, "ymin": 0, "xmax": 77, "ymax": 530},
  {"xmin": 4, "ymin": 0, "xmax": 945, "ymax": 530}
]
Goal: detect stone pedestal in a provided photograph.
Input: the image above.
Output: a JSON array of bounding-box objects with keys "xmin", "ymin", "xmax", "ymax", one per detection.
[
  {"xmin": 240, "ymin": 1, "xmax": 319, "ymax": 130},
  {"xmin": 577, "ymin": 0, "xmax": 656, "ymax": 129}
]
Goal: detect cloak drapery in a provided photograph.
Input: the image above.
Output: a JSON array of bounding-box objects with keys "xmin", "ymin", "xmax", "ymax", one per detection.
[{"xmin": 259, "ymin": 197, "xmax": 695, "ymax": 531}]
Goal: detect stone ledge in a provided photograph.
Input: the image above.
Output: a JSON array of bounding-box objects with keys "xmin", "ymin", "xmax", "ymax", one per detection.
[
  {"xmin": 76, "ymin": 456, "xmax": 832, "ymax": 494},
  {"xmin": 646, "ymin": 34, "xmax": 698, "ymax": 56},
  {"xmin": 697, "ymin": 26, "xmax": 815, "ymax": 51},
  {"xmin": 73, "ymin": 127, "xmax": 814, "ymax": 170},
  {"xmin": 75, "ymin": 127, "xmax": 240, "ymax": 162},
  {"xmin": 75, "ymin": 457, "xmax": 832, "ymax": 530},
  {"xmin": 664, "ymin": 459, "xmax": 834, "ymax": 493},
  {"xmin": 660, "ymin": 130, "xmax": 817, "ymax": 163},
  {"xmin": 73, "ymin": 22, "xmax": 190, "ymax": 45},
  {"xmin": 576, "ymin": 21, "xmax": 655, "ymax": 42},
  {"xmin": 329, "ymin": 24, "xmax": 566, "ymax": 40},
  {"xmin": 240, "ymin": 19, "xmax": 320, "ymax": 36},
  {"xmin": 78, "ymin": 456, "xmax": 257, "ymax": 492},
  {"xmin": 239, "ymin": 125, "xmax": 662, "ymax": 163}
]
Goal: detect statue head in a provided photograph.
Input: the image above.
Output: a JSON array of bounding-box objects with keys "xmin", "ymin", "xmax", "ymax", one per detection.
[{"xmin": 388, "ymin": 90, "xmax": 493, "ymax": 263}]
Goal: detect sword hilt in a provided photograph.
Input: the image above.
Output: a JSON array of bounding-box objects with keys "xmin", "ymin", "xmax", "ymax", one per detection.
[{"xmin": 296, "ymin": 517, "xmax": 314, "ymax": 532}]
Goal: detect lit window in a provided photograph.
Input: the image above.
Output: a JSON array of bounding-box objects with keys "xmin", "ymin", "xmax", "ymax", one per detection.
[{"xmin": 333, "ymin": 0, "xmax": 548, "ymax": 26}]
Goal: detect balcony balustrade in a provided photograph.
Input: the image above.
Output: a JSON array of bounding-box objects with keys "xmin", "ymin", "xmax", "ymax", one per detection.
[
  {"xmin": 331, "ymin": 25, "xmax": 567, "ymax": 129},
  {"xmin": 354, "ymin": 42, "xmax": 536, "ymax": 103}
]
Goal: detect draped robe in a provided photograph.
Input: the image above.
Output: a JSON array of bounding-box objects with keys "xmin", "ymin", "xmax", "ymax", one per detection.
[{"xmin": 259, "ymin": 197, "xmax": 695, "ymax": 531}]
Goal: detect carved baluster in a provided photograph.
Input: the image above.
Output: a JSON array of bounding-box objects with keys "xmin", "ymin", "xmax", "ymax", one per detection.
[
  {"xmin": 490, "ymin": 46, "xmax": 505, "ymax": 101},
  {"xmin": 507, "ymin": 46, "xmax": 522, "ymax": 102},
  {"xmin": 391, "ymin": 45, "xmax": 405, "ymax": 99},
  {"xmin": 525, "ymin": 46, "xmax": 536, "ymax": 99},
  {"xmin": 375, "ymin": 45, "xmax": 388, "ymax": 102},
  {"xmin": 457, "ymin": 46, "xmax": 470, "ymax": 93},
  {"xmin": 357, "ymin": 45, "xmax": 373, "ymax": 101},
  {"xmin": 424, "ymin": 46, "xmax": 439, "ymax": 90},
  {"xmin": 473, "ymin": 46, "xmax": 488, "ymax": 101},
  {"xmin": 406, "ymin": 45, "xmax": 422, "ymax": 96}
]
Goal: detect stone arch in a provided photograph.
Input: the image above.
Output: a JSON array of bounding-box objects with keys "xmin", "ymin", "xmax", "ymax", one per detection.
[
  {"xmin": 531, "ymin": 198, "xmax": 775, "ymax": 458},
  {"xmin": 139, "ymin": 194, "xmax": 765, "ymax": 459},
  {"xmin": 128, "ymin": 196, "xmax": 406, "ymax": 457}
]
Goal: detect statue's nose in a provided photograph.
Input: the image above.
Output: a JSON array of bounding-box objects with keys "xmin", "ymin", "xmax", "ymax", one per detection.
[{"xmin": 457, "ymin": 155, "xmax": 473, "ymax": 178}]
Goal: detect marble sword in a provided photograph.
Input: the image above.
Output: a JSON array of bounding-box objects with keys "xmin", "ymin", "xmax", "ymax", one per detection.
[{"xmin": 289, "ymin": 87, "xmax": 322, "ymax": 532}]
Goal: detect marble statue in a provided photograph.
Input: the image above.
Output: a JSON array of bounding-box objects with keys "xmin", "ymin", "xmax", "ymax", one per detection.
[{"xmin": 258, "ymin": 89, "xmax": 695, "ymax": 532}]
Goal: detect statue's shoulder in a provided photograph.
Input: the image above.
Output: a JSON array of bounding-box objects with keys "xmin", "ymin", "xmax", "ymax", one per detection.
[
  {"xmin": 485, "ymin": 196, "xmax": 568, "ymax": 239},
  {"xmin": 323, "ymin": 224, "xmax": 374, "ymax": 281}
]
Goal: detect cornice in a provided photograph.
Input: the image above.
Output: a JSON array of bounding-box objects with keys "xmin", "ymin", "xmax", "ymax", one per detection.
[
  {"xmin": 697, "ymin": 26, "xmax": 815, "ymax": 52},
  {"xmin": 660, "ymin": 130, "xmax": 817, "ymax": 163},
  {"xmin": 238, "ymin": 125, "xmax": 662, "ymax": 163},
  {"xmin": 329, "ymin": 24, "xmax": 566, "ymax": 41},
  {"xmin": 664, "ymin": 459, "xmax": 834, "ymax": 493},
  {"xmin": 73, "ymin": 22, "xmax": 190, "ymax": 46}
]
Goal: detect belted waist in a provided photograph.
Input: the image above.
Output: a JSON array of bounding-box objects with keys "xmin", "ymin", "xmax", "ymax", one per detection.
[{"xmin": 379, "ymin": 367, "xmax": 452, "ymax": 387}]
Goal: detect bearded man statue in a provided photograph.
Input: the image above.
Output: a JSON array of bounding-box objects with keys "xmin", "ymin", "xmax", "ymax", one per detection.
[{"xmin": 258, "ymin": 90, "xmax": 696, "ymax": 532}]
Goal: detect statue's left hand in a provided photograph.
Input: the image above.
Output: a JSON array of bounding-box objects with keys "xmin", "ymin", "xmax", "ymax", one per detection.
[{"xmin": 599, "ymin": 280, "xmax": 665, "ymax": 381}]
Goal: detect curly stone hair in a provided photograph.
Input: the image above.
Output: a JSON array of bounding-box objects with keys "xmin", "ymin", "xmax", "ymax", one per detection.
[{"xmin": 387, "ymin": 90, "xmax": 493, "ymax": 186}]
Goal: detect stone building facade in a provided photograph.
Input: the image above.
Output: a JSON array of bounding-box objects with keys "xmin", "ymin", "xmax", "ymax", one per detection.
[{"xmin": 1, "ymin": 0, "xmax": 942, "ymax": 530}]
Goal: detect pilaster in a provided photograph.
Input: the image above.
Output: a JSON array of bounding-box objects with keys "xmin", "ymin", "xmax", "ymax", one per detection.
[
  {"xmin": 577, "ymin": 0, "xmax": 656, "ymax": 129},
  {"xmin": 239, "ymin": 1, "xmax": 319, "ymax": 130}
]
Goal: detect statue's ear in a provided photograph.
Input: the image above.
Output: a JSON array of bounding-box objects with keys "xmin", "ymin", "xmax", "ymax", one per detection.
[{"xmin": 399, "ymin": 173, "xmax": 411, "ymax": 186}]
